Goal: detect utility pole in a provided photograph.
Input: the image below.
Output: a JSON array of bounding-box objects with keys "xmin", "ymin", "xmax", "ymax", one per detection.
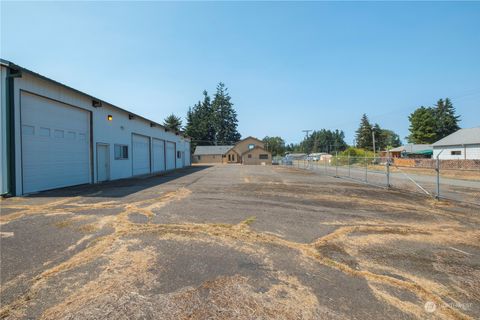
[{"xmin": 302, "ymin": 130, "xmax": 312, "ymax": 139}]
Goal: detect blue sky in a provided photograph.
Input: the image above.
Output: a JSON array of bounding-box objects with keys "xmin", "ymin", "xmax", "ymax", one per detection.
[{"xmin": 1, "ymin": 1, "xmax": 479, "ymax": 145}]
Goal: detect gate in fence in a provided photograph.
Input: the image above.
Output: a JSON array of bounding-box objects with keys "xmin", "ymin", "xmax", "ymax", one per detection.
[{"xmin": 282, "ymin": 156, "xmax": 480, "ymax": 206}]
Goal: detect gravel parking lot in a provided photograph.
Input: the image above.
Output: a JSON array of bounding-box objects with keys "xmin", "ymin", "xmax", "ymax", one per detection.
[{"xmin": 1, "ymin": 165, "xmax": 479, "ymax": 319}]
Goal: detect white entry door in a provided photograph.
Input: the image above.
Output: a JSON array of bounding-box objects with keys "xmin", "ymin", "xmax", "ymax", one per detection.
[
  {"xmin": 166, "ymin": 141, "xmax": 176, "ymax": 171},
  {"xmin": 132, "ymin": 133, "xmax": 150, "ymax": 175},
  {"xmin": 20, "ymin": 92, "xmax": 91, "ymax": 193},
  {"xmin": 97, "ymin": 144, "xmax": 110, "ymax": 182},
  {"xmin": 152, "ymin": 138, "xmax": 165, "ymax": 173}
]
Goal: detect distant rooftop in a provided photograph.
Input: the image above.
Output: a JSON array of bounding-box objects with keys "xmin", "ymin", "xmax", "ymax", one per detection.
[
  {"xmin": 433, "ymin": 127, "xmax": 480, "ymax": 147},
  {"xmin": 389, "ymin": 144, "xmax": 432, "ymax": 153},
  {"xmin": 193, "ymin": 145, "xmax": 233, "ymax": 155}
]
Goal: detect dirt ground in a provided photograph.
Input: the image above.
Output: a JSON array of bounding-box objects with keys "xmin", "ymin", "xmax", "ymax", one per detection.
[{"xmin": 1, "ymin": 165, "xmax": 479, "ymax": 319}]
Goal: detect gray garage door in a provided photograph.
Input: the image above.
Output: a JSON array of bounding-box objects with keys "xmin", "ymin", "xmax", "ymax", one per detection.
[
  {"xmin": 152, "ymin": 138, "xmax": 165, "ymax": 173},
  {"xmin": 166, "ymin": 141, "xmax": 175, "ymax": 171},
  {"xmin": 132, "ymin": 133, "xmax": 150, "ymax": 175},
  {"xmin": 21, "ymin": 92, "xmax": 90, "ymax": 194}
]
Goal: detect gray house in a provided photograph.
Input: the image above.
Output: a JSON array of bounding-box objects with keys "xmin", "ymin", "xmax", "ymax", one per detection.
[{"xmin": 433, "ymin": 127, "xmax": 480, "ymax": 160}]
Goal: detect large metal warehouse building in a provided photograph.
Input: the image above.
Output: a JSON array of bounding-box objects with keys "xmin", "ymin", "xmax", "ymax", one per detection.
[{"xmin": 0, "ymin": 59, "xmax": 191, "ymax": 196}]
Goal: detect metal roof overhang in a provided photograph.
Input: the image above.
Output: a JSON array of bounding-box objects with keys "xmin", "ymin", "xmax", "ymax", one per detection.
[{"xmin": 0, "ymin": 58, "xmax": 190, "ymax": 140}]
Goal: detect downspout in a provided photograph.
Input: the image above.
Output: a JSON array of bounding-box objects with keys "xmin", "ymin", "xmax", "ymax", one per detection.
[{"xmin": 4, "ymin": 66, "xmax": 22, "ymax": 197}]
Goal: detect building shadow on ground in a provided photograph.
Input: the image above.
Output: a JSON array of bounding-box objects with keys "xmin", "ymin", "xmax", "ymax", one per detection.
[{"xmin": 25, "ymin": 165, "xmax": 212, "ymax": 198}]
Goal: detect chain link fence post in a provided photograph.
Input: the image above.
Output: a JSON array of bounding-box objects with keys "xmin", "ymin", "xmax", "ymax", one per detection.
[
  {"xmin": 386, "ymin": 157, "xmax": 391, "ymax": 188},
  {"xmin": 364, "ymin": 154, "xmax": 368, "ymax": 183},
  {"xmin": 435, "ymin": 157, "xmax": 440, "ymax": 200},
  {"xmin": 348, "ymin": 154, "xmax": 351, "ymax": 177},
  {"xmin": 335, "ymin": 151, "xmax": 338, "ymax": 177}
]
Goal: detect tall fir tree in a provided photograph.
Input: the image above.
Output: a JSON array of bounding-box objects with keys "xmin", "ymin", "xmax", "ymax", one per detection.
[
  {"xmin": 407, "ymin": 98, "xmax": 460, "ymax": 144},
  {"xmin": 407, "ymin": 106, "xmax": 437, "ymax": 144},
  {"xmin": 211, "ymin": 82, "xmax": 241, "ymax": 144},
  {"xmin": 301, "ymin": 129, "xmax": 347, "ymax": 153},
  {"xmin": 435, "ymin": 98, "xmax": 460, "ymax": 139},
  {"xmin": 185, "ymin": 91, "xmax": 217, "ymax": 147},
  {"xmin": 355, "ymin": 114, "xmax": 373, "ymax": 150}
]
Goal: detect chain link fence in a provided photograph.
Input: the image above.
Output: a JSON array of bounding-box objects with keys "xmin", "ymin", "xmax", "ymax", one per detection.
[{"xmin": 283, "ymin": 157, "xmax": 480, "ymax": 206}]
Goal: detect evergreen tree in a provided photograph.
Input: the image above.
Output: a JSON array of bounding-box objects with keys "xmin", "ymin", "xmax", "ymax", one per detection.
[
  {"xmin": 185, "ymin": 84, "xmax": 242, "ymax": 146},
  {"xmin": 407, "ymin": 98, "xmax": 460, "ymax": 144},
  {"xmin": 196, "ymin": 90, "xmax": 216, "ymax": 145},
  {"xmin": 211, "ymin": 82, "xmax": 241, "ymax": 144},
  {"xmin": 355, "ymin": 114, "xmax": 373, "ymax": 150},
  {"xmin": 163, "ymin": 114, "xmax": 182, "ymax": 132},
  {"xmin": 407, "ymin": 106, "xmax": 437, "ymax": 144},
  {"xmin": 435, "ymin": 98, "xmax": 460, "ymax": 139},
  {"xmin": 300, "ymin": 129, "xmax": 347, "ymax": 154},
  {"xmin": 185, "ymin": 91, "xmax": 217, "ymax": 147}
]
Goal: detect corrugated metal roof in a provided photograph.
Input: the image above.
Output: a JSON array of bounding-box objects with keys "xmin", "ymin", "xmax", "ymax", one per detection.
[
  {"xmin": 433, "ymin": 127, "xmax": 480, "ymax": 147},
  {"xmin": 194, "ymin": 145, "xmax": 233, "ymax": 155},
  {"xmin": 389, "ymin": 144, "xmax": 432, "ymax": 153}
]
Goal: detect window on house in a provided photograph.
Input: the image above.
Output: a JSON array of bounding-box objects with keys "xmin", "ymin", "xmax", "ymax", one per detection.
[
  {"xmin": 451, "ymin": 151, "xmax": 461, "ymax": 155},
  {"xmin": 114, "ymin": 144, "xmax": 128, "ymax": 160},
  {"xmin": 232, "ymin": 155, "xmax": 235, "ymax": 161},
  {"xmin": 177, "ymin": 151, "xmax": 181, "ymax": 158},
  {"xmin": 259, "ymin": 154, "xmax": 269, "ymax": 159},
  {"xmin": 248, "ymin": 144, "xmax": 255, "ymax": 150},
  {"xmin": 228, "ymin": 154, "xmax": 231, "ymax": 161},
  {"xmin": 197, "ymin": 155, "xmax": 201, "ymax": 160},
  {"xmin": 248, "ymin": 154, "xmax": 252, "ymax": 158}
]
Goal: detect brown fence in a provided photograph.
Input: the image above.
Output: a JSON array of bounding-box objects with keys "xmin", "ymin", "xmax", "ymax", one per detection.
[{"xmin": 393, "ymin": 158, "xmax": 480, "ymax": 170}]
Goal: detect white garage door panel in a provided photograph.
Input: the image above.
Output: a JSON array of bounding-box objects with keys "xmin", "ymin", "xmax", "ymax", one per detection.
[
  {"xmin": 132, "ymin": 134, "xmax": 150, "ymax": 175},
  {"xmin": 152, "ymin": 138, "xmax": 165, "ymax": 173},
  {"xmin": 166, "ymin": 141, "xmax": 175, "ymax": 171},
  {"xmin": 21, "ymin": 92, "xmax": 90, "ymax": 193}
]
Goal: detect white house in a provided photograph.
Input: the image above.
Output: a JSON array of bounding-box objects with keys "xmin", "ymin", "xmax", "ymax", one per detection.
[
  {"xmin": 432, "ymin": 127, "xmax": 480, "ymax": 160},
  {"xmin": 0, "ymin": 59, "xmax": 191, "ymax": 196}
]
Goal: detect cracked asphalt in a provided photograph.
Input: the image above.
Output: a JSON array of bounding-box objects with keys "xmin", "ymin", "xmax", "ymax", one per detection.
[{"xmin": 0, "ymin": 164, "xmax": 479, "ymax": 319}]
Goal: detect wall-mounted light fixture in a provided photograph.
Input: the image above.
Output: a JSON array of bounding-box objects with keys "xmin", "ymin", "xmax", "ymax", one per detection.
[
  {"xmin": 92, "ymin": 100, "xmax": 102, "ymax": 108},
  {"xmin": 128, "ymin": 114, "xmax": 134, "ymax": 120},
  {"xmin": 107, "ymin": 115, "xmax": 113, "ymax": 121},
  {"xmin": 150, "ymin": 122, "xmax": 156, "ymax": 127}
]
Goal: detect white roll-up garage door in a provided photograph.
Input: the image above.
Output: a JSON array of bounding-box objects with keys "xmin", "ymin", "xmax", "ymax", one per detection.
[
  {"xmin": 132, "ymin": 134, "xmax": 150, "ymax": 175},
  {"xmin": 166, "ymin": 141, "xmax": 176, "ymax": 171},
  {"xmin": 21, "ymin": 92, "xmax": 91, "ymax": 194},
  {"xmin": 152, "ymin": 138, "xmax": 165, "ymax": 173}
]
